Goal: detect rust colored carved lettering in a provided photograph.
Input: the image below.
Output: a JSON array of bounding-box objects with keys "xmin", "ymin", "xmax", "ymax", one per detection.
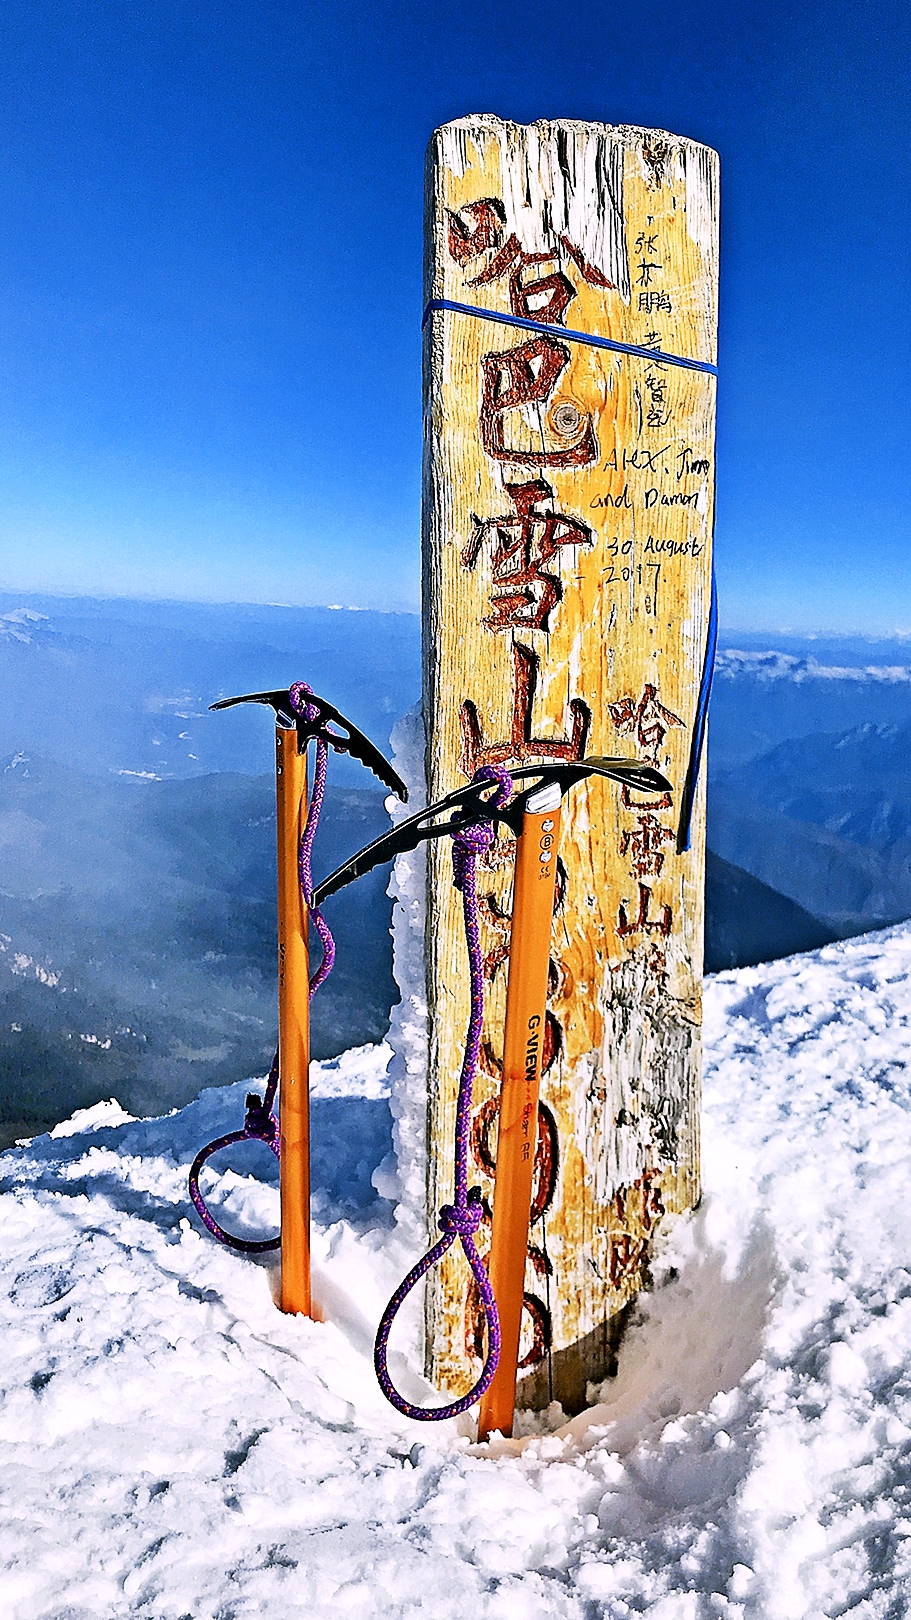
[
  {"xmin": 446, "ymin": 198, "xmax": 506, "ymax": 265},
  {"xmin": 614, "ymin": 1170, "xmax": 666, "ymax": 1236},
  {"xmin": 509, "ymin": 264, "xmax": 577, "ymax": 325},
  {"xmin": 528, "ymin": 1100, "xmax": 559, "ymax": 1221},
  {"xmin": 526, "ymin": 1244, "xmax": 552, "ymax": 1280},
  {"xmin": 463, "ymin": 1093, "xmax": 559, "ymax": 1376},
  {"xmin": 471, "ymin": 1099, "xmax": 559, "ymax": 1219},
  {"xmin": 478, "ymin": 891, "xmax": 512, "ymax": 982},
  {"xmin": 464, "ymin": 1277, "xmax": 551, "ymax": 1369},
  {"xmin": 476, "ymin": 1011, "xmax": 562, "ymax": 1081},
  {"xmin": 468, "ymin": 232, "xmax": 522, "ymax": 286},
  {"xmin": 460, "ymin": 642, "xmax": 591, "ymax": 776},
  {"xmin": 608, "ymin": 683, "xmax": 685, "ymax": 765},
  {"xmin": 620, "ymin": 782, "xmax": 674, "ymax": 813},
  {"xmin": 640, "ymin": 1171, "xmax": 666, "ymax": 1233},
  {"xmin": 540, "ymin": 1010, "xmax": 563, "ymax": 1075},
  {"xmin": 446, "ymin": 200, "xmax": 615, "ymax": 300},
  {"xmin": 479, "ymin": 337, "xmax": 597, "ymax": 468},
  {"xmin": 557, "ymin": 233, "xmax": 615, "ymax": 288},
  {"xmin": 616, "ymin": 881, "xmax": 673, "ymax": 940},
  {"xmin": 609, "ymin": 1234, "xmax": 648, "ymax": 1288},
  {"xmin": 470, "ymin": 1096, "xmax": 500, "ymax": 1181},
  {"xmin": 480, "ymin": 882, "xmax": 567, "ymax": 988},
  {"xmin": 618, "ymin": 812, "xmax": 676, "ymax": 878},
  {"xmin": 518, "ymin": 1293, "xmax": 551, "ymax": 1368},
  {"xmin": 463, "ymin": 479, "xmax": 593, "ymax": 635}
]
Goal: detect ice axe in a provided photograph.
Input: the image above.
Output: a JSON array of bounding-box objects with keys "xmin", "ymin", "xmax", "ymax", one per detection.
[
  {"xmin": 204, "ymin": 683, "xmax": 407, "ymax": 1317},
  {"xmin": 313, "ymin": 753, "xmax": 671, "ymax": 1433}
]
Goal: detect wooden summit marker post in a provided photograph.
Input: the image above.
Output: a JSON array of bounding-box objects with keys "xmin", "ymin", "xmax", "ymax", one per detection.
[{"xmin": 422, "ymin": 117, "xmax": 719, "ymax": 1419}]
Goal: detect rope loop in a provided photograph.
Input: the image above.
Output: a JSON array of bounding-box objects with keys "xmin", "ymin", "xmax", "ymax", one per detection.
[
  {"xmin": 288, "ymin": 679, "xmax": 321, "ymax": 727},
  {"xmin": 373, "ymin": 1217, "xmax": 498, "ymax": 1422},
  {"xmin": 373, "ymin": 767, "xmax": 510, "ymax": 1421},
  {"xmin": 475, "ymin": 762, "xmax": 514, "ymax": 805},
  {"xmin": 242, "ymin": 1091, "xmax": 280, "ymax": 1148},
  {"xmin": 451, "ymin": 819, "xmax": 493, "ymax": 889},
  {"xmin": 451, "ymin": 762, "xmax": 511, "ymax": 888},
  {"xmin": 187, "ymin": 1050, "xmax": 283, "ymax": 1253},
  {"xmin": 189, "ymin": 680, "xmax": 335, "ymax": 1249}
]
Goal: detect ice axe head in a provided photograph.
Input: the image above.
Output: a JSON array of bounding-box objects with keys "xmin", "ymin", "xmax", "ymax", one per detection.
[
  {"xmin": 311, "ymin": 754, "xmax": 672, "ymax": 906},
  {"xmin": 210, "ymin": 684, "xmax": 408, "ymax": 801}
]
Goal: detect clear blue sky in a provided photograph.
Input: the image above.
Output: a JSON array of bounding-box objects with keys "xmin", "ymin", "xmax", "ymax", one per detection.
[{"xmin": 0, "ymin": 0, "xmax": 907, "ymax": 632}]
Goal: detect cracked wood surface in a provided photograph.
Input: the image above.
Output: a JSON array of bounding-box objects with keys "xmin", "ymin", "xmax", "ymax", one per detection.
[{"xmin": 421, "ymin": 117, "xmax": 719, "ymax": 1414}]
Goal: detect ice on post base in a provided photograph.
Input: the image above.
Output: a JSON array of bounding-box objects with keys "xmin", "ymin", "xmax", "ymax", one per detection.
[{"xmin": 422, "ymin": 117, "xmax": 719, "ymax": 1414}]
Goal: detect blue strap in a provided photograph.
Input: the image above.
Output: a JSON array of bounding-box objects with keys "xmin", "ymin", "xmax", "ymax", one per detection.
[
  {"xmin": 676, "ymin": 565, "xmax": 718, "ymax": 854},
  {"xmin": 422, "ymin": 298, "xmax": 718, "ymax": 378}
]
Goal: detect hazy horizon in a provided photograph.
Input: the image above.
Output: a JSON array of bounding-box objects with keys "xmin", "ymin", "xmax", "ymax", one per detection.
[{"xmin": 3, "ymin": 584, "xmax": 911, "ymax": 645}]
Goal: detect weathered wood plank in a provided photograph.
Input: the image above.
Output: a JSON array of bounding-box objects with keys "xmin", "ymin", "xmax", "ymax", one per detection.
[{"xmin": 422, "ymin": 117, "xmax": 719, "ymax": 1415}]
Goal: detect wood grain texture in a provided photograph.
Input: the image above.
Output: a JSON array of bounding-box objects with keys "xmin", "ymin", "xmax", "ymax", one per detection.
[{"xmin": 422, "ymin": 117, "xmax": 719, "ymax": 1414}]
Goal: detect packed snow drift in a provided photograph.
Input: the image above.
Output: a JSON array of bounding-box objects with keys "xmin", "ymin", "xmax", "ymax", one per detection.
[{"xmin": 4, "ymin": 925, "xmax": 911, "ymax": 1618}]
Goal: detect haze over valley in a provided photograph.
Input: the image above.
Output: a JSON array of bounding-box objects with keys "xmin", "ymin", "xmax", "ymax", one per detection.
[{"xmin": 3, "ymin": 593, "xmax": 911, "ymax": 1144}]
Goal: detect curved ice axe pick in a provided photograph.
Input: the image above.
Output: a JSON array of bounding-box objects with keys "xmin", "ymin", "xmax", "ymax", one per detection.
[
  {"xmin": 311, "ymin": 755, "xmax": 671, "ymax": 1436},
  {"xmin": 210, "ymin": 687, "xmax": 409, "ymax": 799},
  {"xmin": 211, "ymin": 686, "xmax": 407, "ymax": 1317},
  {"xmin": 311, "ymin": 757, "xmax": 670, "ymax": 906}
]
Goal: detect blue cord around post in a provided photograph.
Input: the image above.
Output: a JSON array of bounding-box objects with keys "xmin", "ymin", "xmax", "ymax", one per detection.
[
  {"xmin": 422, "ymin": 298, "xmax": 719, "ymax": 377},
  {"xmin": 676, "ymin": 566, "xmax": 718, "ymax": 855}
]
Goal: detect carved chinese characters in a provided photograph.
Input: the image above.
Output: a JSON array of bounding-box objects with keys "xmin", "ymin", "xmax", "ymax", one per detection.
[
  {"xmin": 462, "ymin": 480, "xmax": 592, "ymax": 634},
  {"xmin": 422, "ymin": 118, "xmax": 718, "ymax": 1413}
]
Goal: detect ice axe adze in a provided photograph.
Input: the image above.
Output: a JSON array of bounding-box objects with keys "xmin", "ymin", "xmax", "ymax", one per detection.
[
  {"xmin": 312, "ymin": 754, "xmax": 672, "ymax": 1436},
  {"xmin": 209, "ymin": 685, "xmax": 407, "ymax": 1317}
]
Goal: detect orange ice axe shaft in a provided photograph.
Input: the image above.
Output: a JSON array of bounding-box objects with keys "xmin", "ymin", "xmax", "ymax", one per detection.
[
  {"xmin": 208, "ymin": 684, "xmax": 407, "ymax": 1314},
  {"xmin": 276, "ymin": 724, "xmax": 312, "ymax": 1316},
  {"xmin": 478, "ymin": 779, "xmax": 562, "ymax": 1441}
]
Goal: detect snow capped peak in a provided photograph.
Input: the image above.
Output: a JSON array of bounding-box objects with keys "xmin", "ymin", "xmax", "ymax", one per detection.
[
  {"xmin": 716, "ymin": 647, "xmax": 911, "ymax": 684},
  {"xmin": 0, "ymin": 608, "xmax": 50, "ymax": 644},
  {"xmin": 48, "ymin": 1097, "xmax": 136, "ymax": 1138}
]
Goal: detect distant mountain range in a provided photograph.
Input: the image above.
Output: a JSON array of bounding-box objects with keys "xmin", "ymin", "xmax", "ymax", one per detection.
[
  {"xmin": 709, "ymin": 719, "xmax": 911, "ymax": 935},
  {"xmin": 709, "ymin": 638, "xmax": 911, "ymax": 771},
  {"xmin": 0, "ymin": 592, "xmax": 420, "ymax": 784},
  {"xmin": 0, "ymin": 754, "xmax": 394, "ymax": 1143},
  {"xmin": 704, "ymin": 851, "xmax": 836, "ymax": 973},
  {"xmin": 2, "ymin": 592, "xmax": 911, "ymax": 1141},
  {"xmin": 0, "ymin": 750, "xmax": 845, "ymax": 1144}
]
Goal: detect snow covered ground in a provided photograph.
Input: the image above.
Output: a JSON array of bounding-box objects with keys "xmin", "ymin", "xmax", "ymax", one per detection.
[{"xmin": 4, "ymin": 926, "xmax": 911, "ymax": 1618}]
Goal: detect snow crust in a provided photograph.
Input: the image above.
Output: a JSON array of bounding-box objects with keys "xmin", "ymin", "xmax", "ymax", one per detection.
[
  {"xmin": 4, "ymin": 926, "xmax": 911, "ymax": 1616},
  {"xmin": 379, "ymin": 702, "xmax": 429, "ymax": 1253}
]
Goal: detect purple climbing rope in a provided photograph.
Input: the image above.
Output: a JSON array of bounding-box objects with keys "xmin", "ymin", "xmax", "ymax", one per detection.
[
  {"xmin": 291, "ymin": 681, "xmax": 336, "ymax": 994},
  {"xmin": 187, "ymin": 1049, "xmax": 282, "ymax": 1252},
  {"xmin": 374, "ymin": 764, "xmax": 512, "ymax": 1420},
  {"xmin": 188, "ymin": 681, "xmax": 335, "ymax": 1252}
]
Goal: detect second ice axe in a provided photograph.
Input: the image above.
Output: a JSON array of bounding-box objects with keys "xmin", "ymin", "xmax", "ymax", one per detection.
[
  {"xmin": 313, "ymin": 754, "xmax": 672, "ymax": 1428},
  {"xmin": 209, "ymin": 683, "xmax": 407, "ymax": 1316},
  {"xmin": 476, "ymin": 773, "xmax": 563, "ymax": 1442}
]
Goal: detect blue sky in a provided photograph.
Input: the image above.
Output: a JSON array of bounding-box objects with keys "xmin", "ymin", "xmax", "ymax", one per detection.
[{"xmin": 0, "ymin": 0, "xmax": 907, "ymax": 632}]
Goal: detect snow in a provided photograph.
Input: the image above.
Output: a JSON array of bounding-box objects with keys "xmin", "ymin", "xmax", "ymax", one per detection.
[
  {"xmin": 4, "ymin": 925, "xmax": 911, "ymax": 1616},
  {"xmin": 379, "ymin": 701, "xmax": 430, "ymax": 1254},
  {"xmin": 47, "ymin": 1096, "xmax": 136, "ymax": 1138}
]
